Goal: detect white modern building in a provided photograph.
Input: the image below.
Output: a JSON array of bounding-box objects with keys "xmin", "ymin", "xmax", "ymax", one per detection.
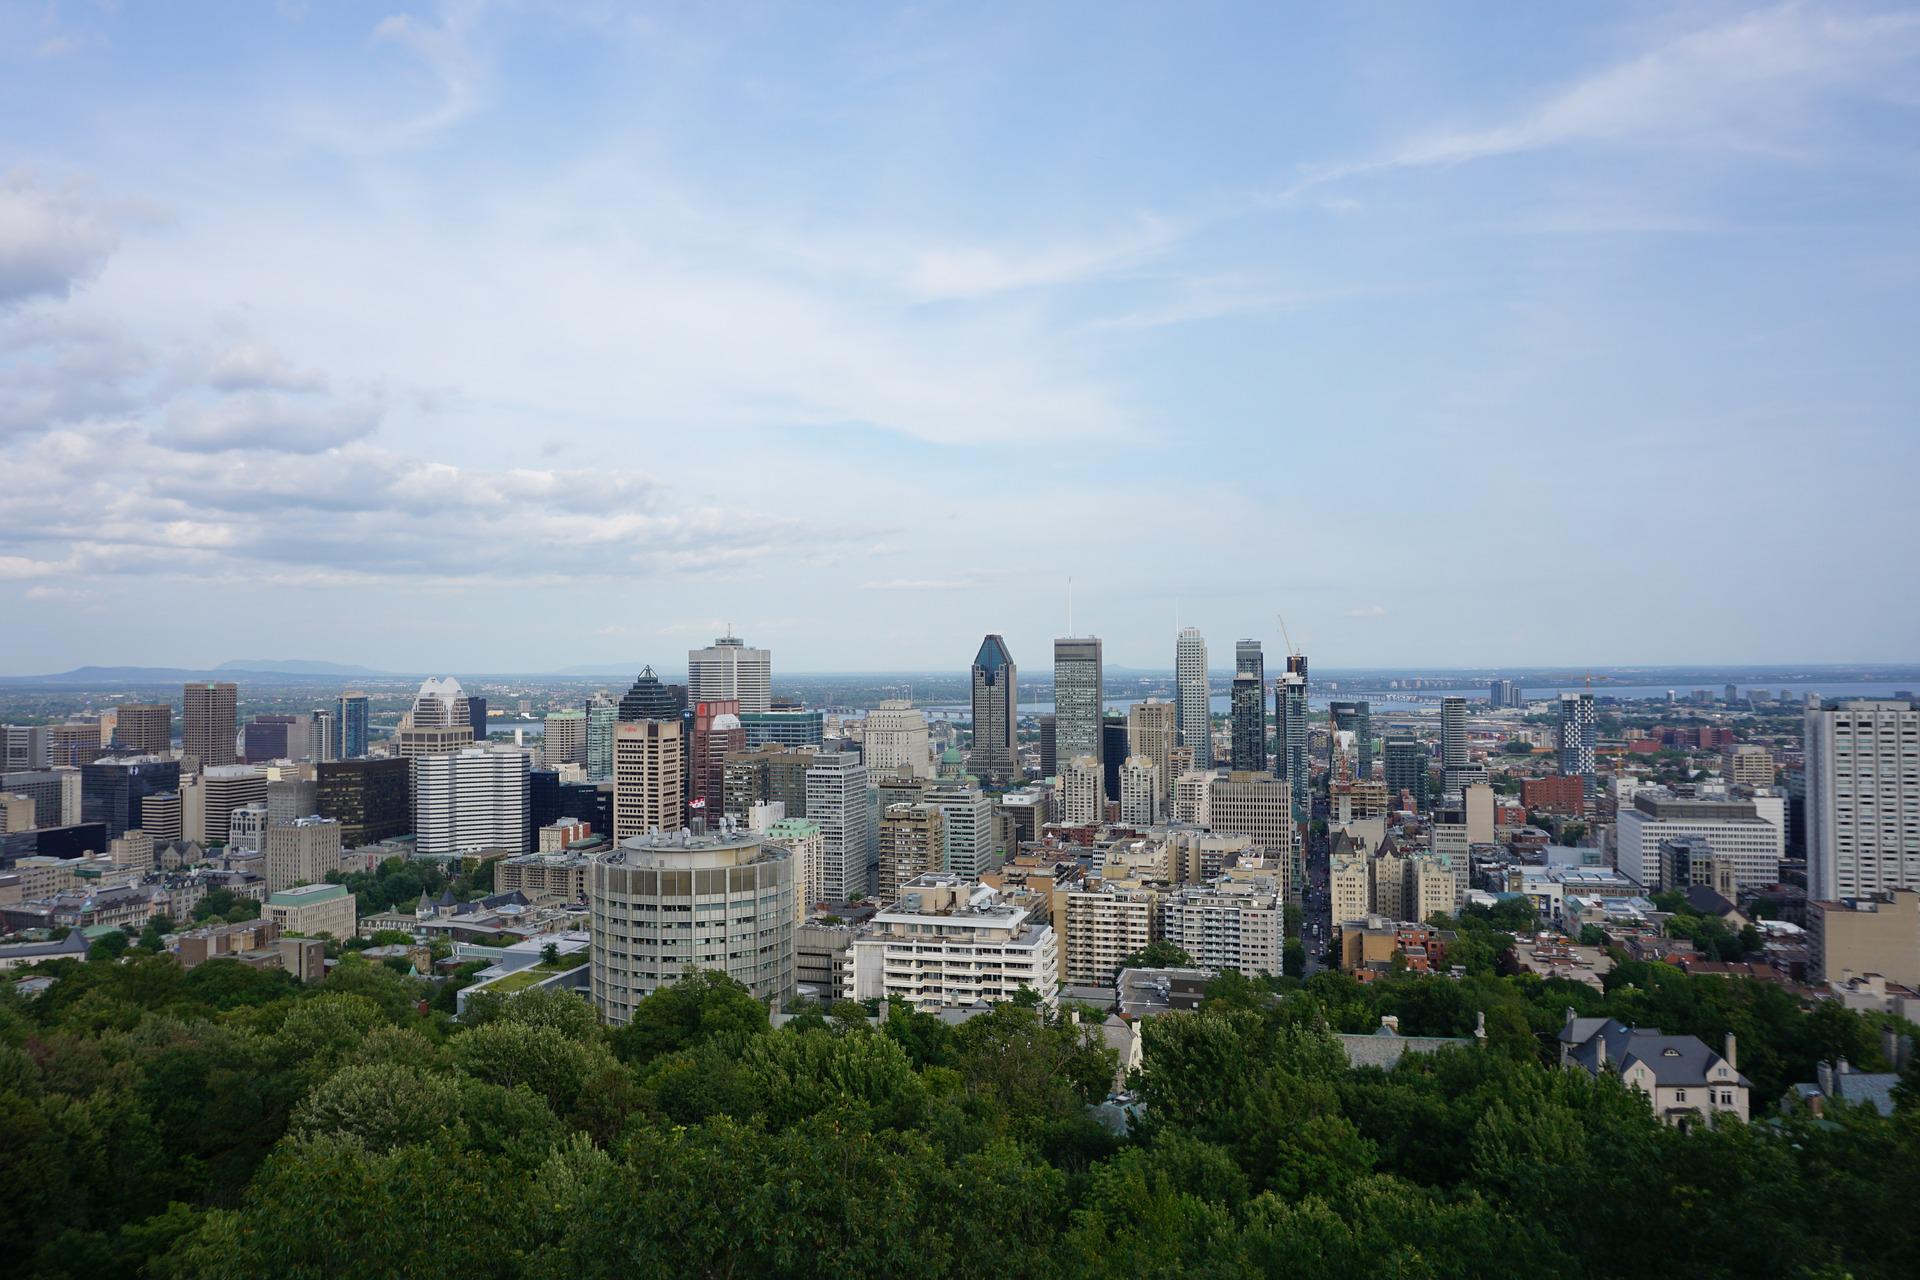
[
  {"xmin": 589, "ymin": 825, "xmax": 795, "ymax": 1024},
  {"xmin": 767, "ymin": 816, "xmax": 823, "ymax": 918},
  {"xmin": 1175, "ymin": 628, "xmax": 1211, "ymax": 770},
  {"xmin": 687, "ymin": 633, "xmax": 772, "ymax": 715},
  {"xmin": 863, "ymin": 700, "xmax": 933, "ymax": 779},
  {"xmin": 405, "ymin": 677, "xmax": 471, "ymax": 730},
  {"xmin": 412, "ymin": 748, "xmax": 530, "ymax": 857},
  {"xmin": 1615, "ymin": 789, "xmax": 1784, "ymax": 891},
  {"xmin": 1806, "ymin": 699, "xmax": 1920, "ymax": 902},
  {"xmin": 805, "ymin": 751, "xmax": 876, "ymax": 900},
  {"xmin": 845, "ymin": 874, "xmax": 1057, "ymax": 1010}
]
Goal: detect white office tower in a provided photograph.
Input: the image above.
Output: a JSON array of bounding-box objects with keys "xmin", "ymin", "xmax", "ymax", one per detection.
[
  {"xmin": 1557, "ymin": 693, "xmax": 1598, "ymax": 802},
  {"xmin": 864, "ymin": 700, "xmax": 933, "ymax": 779},
  {"xmin": 845, "ymin": 875, "xmax": 1057, "ymax": 1011},
  {"xmin": 1059, "ymin": 755, "xmax": 1103, "ymax": 825},
  {"xmin": 1615, "ymin": 790, "xmax": 1784, "ymax": 891},
  {"xmin": 412, "ymin": 748, "xmax": 530, "ymax": 857},
  {"xmin": 687, "ymin": 632, "xmax": 772, "ymax": 715},
  {"xmin": 1440, "ymin": 696, "xmax": 1469, "ymax": 793},
  {"xmin": 307, "ymin": 711, "xmax": 337, "ymax": 763},
  {"xmin": 1806, "ymin": 699, "xmax": 1920, "ymax": 901},
  {"xmin": 1176, "ymin": 627, "xmax": 1212, "ymax": 769},
  {"xmin": 589, "ymin": 826, "xmax": 795, "ymax": 1024},
  {"xmin": 805, "ymin": 751, "xmax": 877, "ymax": 900},
  {"xmin": 544, "ymin": 709, "xmax": 588, "ymax": 768},
  {"xmin": 265, "ymin": 815, "xmax": 343, "ymax": 894},
  {"xmin": 926, "ymin": 781, "xmax": 993, "ymax": 879},
  {"xmin": 1120, "ymin": 756, "xmax": 1164, "ymax": 826},
  {"xmin": 405, "ymin": 677, "xmax": 471, "ymax": 730}
]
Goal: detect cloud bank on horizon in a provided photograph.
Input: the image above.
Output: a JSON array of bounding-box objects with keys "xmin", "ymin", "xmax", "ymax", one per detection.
[{"xmin": 0, "ymin": 1, "xmax": 1915, "ymax": 673}]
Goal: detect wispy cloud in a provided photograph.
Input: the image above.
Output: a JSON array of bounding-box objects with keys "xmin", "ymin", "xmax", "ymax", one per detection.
[
  {"xmin": 1290, "ymin": 2, "xmax": 1920, "ymax": 192},
  {"xmin": 1346, "ymin": 605, "xmax": 1387, "ymax": 618}
]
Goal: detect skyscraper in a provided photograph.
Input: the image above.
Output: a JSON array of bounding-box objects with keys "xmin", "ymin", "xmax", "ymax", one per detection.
[
  {"xmin": 316, "ymin": 758, "xmax": 411, "ymax": 845},
  {"xmin": 805, "ymin": 751, "xmax": 876, "ymax": 900},
  {"xmin": 3, "ymin": 725, "xmax": 48, "ymax": 770},
  {"xmin": 691, "ymin": 700, "xmax": 744, "ymax": 815},
  {"xmin": 617, "ymin": 666, "xmax": 680, "ymax": 722},
  {"xmin": 864, "ymin": 700, "xmax": 932, "ymax": 779},
  {"xmin": 1805, "ymin": 699, "xmax": 1920, "ymax": 901},
  {"xmin": 1275, "ymin": 672, "xmax": 1309, "ymax": 820},
  {"xmin": 1235, "ymin": 638, "xmax": 1265, "ymax": 682},
  {"xmin": 467, "ymin": 696, "xmax": 489, "ymax": 744},
  {"xmin": 1231, "ymin": 671, "xmax": 1267, "ymax": 773},
  {"xmin": 80, "ymin": 757, "xmax": 180, "ymax": 840},
  {"xmin": 1489, "ymin": 678, "xmax": 1514, "ymax": 708},
  {"xmin": 1384, "ymin": 735, "xmax": 1430, "ymax": 813},
  {"xmin": 1557, "ymin": 693, "xmax": 1597, "ymax": 802},
  {"xmin": 1175, "ymin": 628, "xmax": 1211, "ymax": 769},
  {"xmin": 1089, "ymin": 716, "xmax": 1120, "ymax": 806},
  {"xmin": 338, "ymin": 691, "xmax": 370, "ymax": 759},
  {"xmin": 406, "ymin": 677, "xmax": 470, "ymax": 730},
  {"xmin": 544, "ymin": 708, "xmax": 588, "ymax": 767},
  {"xmin": 969, "ymin": 634, "xmax": 1019, "ymax": 784},
  {"xmin": 613, "ymin": 718, "xmax": 685, "ymax": 839},
  {"xmin": 585, "ymin": 693, "xmax": 617, "ymax": 781},
  {"xmin": 306, "ymin": 709, "xmax": 337, "ymax": 762},
  {"xmin": 1053, "ymin": 637, "xmax": 1104, "ymax": 790},
  {"xmin": 1328, "ymin": 701, "xmax": 1372, "ymax": 779},
  {"xmin": 1440, "ymin": 696, "xmax": 1469, "ymax": 794},
  {"xmin": 687, "ymin": 632, "xmax": 772, "ymax": 714},
  {"xmin": 115, "ymin": 704, "xmax": 172, "ymax": 756},
  {"xmin": 1127, "ymin": 698, "xmax": 1178, "ymax": 806},
  {"xmin": 412, "ymin": 747, "xmax": 531, "ymax": 857},
  {"xmin": 1059, "ymin": 755, "xmax": 1103, "ymax": 825},
  {"xmin": 1038, "ymin": 715, "xmax": 1057, "ymax": 778},
  {"xmin": 182, "ymin": 682, "xmax": 238, "ymax": 767}
]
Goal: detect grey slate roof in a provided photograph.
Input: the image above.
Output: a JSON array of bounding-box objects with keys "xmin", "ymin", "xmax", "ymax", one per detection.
[
  {"xmin": 0, "ymin": 932, "xmax": 90, "ymax": 962},
  {"xmin": 1337, "ymin": 1024, "xmax": 1476, "ymax": 1070},
  {"xmin": 1562, "ymin": 1017, "xmax": 1751, "ymax": 1088}
]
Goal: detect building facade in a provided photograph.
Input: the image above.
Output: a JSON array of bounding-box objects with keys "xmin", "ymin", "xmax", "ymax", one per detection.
[
  {"xmin": 847, "ymin": 875, "xmax": 1057, "ymax": 1010},
  {"xmin": 687, "ymin": 634, "xmax": 772, "ymax": 714},
  {"xmin": 182, "ymin": 682, "xmax": 238, "ymax": 767},
  {"xmin": 1175, "ymin": 627, "xmax": 1211, "ymax": 770},
  {"xmin": 588, "ymin": 827, "xmax": 795, "ymax": 1023},
  {"xmin": 412, "ymin": 748, "xmax": 530, "ymax": 857},
  {"xmin": 1805, "ymin": 699, "xmax": 1920, "ymax": 902},
  {"xmin": 1053, "ymin": 637, "xmax": 1105, "ymax": 789}
]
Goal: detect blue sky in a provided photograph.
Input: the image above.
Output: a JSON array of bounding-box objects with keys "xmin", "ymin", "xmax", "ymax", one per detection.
[{"xmin": 1, "ymin": 1, "xmax": 1915, "ymax": 674}]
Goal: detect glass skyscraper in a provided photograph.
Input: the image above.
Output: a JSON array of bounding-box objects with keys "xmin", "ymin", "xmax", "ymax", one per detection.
[
  {"xmin": 338, "ymin": 691, "xmax": 369, "ymax": 759},
  {"xmin": 968, "ymin": 634, "xmax": 1019, "ymax": 783},
  {"xmin": 1175, "ymin": 628, "xmax": 1210, "ymax": 769}
]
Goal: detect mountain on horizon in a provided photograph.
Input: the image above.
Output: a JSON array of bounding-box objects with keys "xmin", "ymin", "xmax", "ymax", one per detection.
[{"xmin": 217, "ymin": 658, "xmax": 392, "ymax": 676}]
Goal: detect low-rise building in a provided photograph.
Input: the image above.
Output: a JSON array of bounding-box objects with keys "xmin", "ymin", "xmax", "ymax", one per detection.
[
  {"xmin": 265, "ymin": 883, "xmax": 356, "ymax": 939},
  {"xmin": 1807, "ymin": 890, "xmax": 1920, "ymax": 988},
  {"xmin": 845, "ymin": 874, "xmax": 1057, "ymax": 1011}
]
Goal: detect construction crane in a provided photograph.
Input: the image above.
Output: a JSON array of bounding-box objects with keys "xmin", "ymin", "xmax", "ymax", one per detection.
[{"xmin": 1276, "ymin": 612, "xmax": 1300, "ymax": 658}]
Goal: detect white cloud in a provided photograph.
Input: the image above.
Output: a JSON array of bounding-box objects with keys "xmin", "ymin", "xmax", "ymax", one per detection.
[
  {"xmin": 207, "ymin": 343, "xmax": 330, "ymax": 392},
  {"xmin": 158, "ymin": 392, "xmax": 381, "ymax": 452},
  {"xmin": 0, "ymin": 173, "xmax": 120, "ymax": 306},
  {"xmin": 1299, "ymin": 3, "xmax": 1920, "ymax": 187}
]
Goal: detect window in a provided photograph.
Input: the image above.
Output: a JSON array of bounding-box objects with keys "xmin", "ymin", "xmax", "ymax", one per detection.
[{"xmin": 1674, "ymin": 1089, "xmax": 1687, "ymax": 1102}]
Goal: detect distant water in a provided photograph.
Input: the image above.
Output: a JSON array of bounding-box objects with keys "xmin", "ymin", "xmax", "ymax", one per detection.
[{"xmin": 915, "ymin": 680, "xmax": 1913, "ymax": 722}]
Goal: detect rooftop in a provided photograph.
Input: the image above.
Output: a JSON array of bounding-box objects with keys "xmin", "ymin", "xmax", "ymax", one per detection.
[{"xmin": 268, "ymin": 883, "xmax": 349, "ymax": 906}]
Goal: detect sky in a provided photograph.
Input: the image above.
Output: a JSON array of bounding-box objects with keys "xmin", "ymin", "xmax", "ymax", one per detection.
[{"xmin": 1, "ymin": 1, "xmax": 1916, "ymax": 675}]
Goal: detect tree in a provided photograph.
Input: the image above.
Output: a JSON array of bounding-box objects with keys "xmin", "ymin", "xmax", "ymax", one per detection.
[
  {"xmin": 88, "ymin": 931, "xmax": 130, "ymax": 962},
  {"xmin": 607, "ymin": 971, "xmax": 769, "ymax": 1067},
  {"xmin": 1119, "ymin": 940, "xmax": 1193, "ymax": 970},
  {"xmin": 1283, "ymin": 939, "xmax": 1306, "ymax": 979},
  {"xmin": 540, "ymin": 942, "xmax": 561, "ymax": 967}
]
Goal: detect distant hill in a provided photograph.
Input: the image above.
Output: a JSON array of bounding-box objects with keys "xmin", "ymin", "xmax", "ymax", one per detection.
[
  {"xmin": 217, "ymin": 659, "xmax": 392, "ymax": 676},
  {"xmin": 0, "ymin": 663, "xmax": 400, "ymax": 685}
]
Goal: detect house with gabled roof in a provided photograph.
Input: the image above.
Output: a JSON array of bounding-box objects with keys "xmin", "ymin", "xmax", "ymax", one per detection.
[{"xmin": 1558, "ymin": 1008, "xmax": 1750, "ymax": 1128}]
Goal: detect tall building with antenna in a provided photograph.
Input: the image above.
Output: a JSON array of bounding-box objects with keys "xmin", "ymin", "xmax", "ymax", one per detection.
[
  {"xmin": 688, "ymin": 631, "xmax": 771, "ymax": 715},
  {"xmin": 1176, "ymin": 627, "xmax": 1211, "ymax": 770},
  {"xmin": 1053, "ymin": 637, "xmax": 1104, "ymax": 793}
]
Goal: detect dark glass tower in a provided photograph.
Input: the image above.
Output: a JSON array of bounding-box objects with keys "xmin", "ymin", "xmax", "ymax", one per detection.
[
  {"xmin": 80, "ymin": 758, "xmax": 181, "ymax": 840},
  {"xmin": 1231, "ymin": 671, "xmax": 1267, "ymax": 772},
  {"xmin": 1275, "ymin": 671, "xmax": 1309, "ymax": 820},
  {"xmin": 618, "ymin": 666, "xmax": 680, "ymax": 721},
  {"xmin": 1328, "ymin": 700, "xmax": 1372, "ymax": 779},
  {"xmin": 969, "ymin": 634, "xmax": 1019, "ymax": 783},
  {"xmin": 1101, "ymin": 714, "xmax": 1129, "ymax": 805},
  {"xmin": 338, "ymin": 692, "xmax": 370, "ymax": 759}
]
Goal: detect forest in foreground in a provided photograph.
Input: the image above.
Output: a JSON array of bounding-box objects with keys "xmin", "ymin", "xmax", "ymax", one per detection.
[{"xmin": 2, "ymin": 940, "xmax": 1916, "ymax": 1280}]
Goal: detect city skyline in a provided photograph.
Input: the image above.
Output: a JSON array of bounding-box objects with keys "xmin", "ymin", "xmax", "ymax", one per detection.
[{"xmin": 3, "ymin": 3, "xmax": 1918, "ymax": 673}]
